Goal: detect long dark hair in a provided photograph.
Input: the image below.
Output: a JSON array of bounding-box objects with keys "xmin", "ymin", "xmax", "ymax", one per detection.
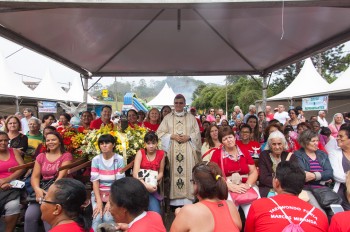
[
  {"xmin": 205, "ymin": 124, "xmax": 221, "ymax": 148},
  {"xmin": 53, "ymin": 178, "xmax": 92, "ymax": 232},
  {"xmin": 45, "ymin": 131, "xmax": 66, "ymax": 153},
  {"xmin": 192, "ymin": 161, "xmax": 228, "ymax": 200}
]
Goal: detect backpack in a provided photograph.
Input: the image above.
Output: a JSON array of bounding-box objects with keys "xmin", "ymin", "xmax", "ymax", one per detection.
[{"xmin": 269, "ymin": 197, "xmax": 315, "ymax": 232}]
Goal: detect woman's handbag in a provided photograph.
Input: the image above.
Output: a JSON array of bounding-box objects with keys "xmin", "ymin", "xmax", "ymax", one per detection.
[
  {"xmin": 229, "ymin": 188, "xmax": 258, "ymax": 206},
  {"xmin": 26, "ymin": 178, "xmax": 55, "ymax": 203},
  {"xmin": 311, "ymin": 186, "xmax": 342, "ymax": 209},
  {"xmin": 220, "ymin": 150, "xmax": 258, "ymax": 206}
]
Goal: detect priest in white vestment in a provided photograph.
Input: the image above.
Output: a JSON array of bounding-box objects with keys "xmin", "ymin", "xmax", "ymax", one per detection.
[{"xmin": 157, "ymin": 94, "xmax": 202, "ymax": 206}]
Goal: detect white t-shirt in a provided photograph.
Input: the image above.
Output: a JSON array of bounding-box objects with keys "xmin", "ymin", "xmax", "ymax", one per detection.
[
  {"xmin": 317, "ymin": 116, "xmax": 328, "ymax": 127},
  {"xmin": 274, "ymin": 111, "xmax": 289, "ymax": 124}
]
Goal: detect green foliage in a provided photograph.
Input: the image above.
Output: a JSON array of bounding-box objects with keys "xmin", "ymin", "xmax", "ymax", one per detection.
[{"xmin": 191, "ymin": 76, "xmax": 262, "ymax": 114}]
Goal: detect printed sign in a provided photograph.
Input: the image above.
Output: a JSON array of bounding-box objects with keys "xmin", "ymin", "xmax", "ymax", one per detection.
[
  {"xmin": 38, "ymin": 101, "xmax": 57, "ymax": 113},
  {"xmin": 302, "ymin": 95, "xmax": 328, "ymax": 111}
]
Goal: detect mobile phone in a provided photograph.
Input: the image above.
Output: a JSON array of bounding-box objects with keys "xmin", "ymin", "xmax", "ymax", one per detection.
[{"xmin": 330, "ymin": 204, "xmax": 344, "ymax": 214}]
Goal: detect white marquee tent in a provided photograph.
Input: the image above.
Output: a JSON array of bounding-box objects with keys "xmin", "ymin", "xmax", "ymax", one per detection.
[
  {"xmin": 0, "ymin": 53, "xmax": 35, "ymax": 98},
  {"xmin": 148, "ymin": 83, "xmax": 176, "ymax": 106},
  {"xmin": 33, "ymin": 69, "xmax": 69, "ymax": 101},
  {"xmin": 267, "ymin": 58, "xmax": 330, "ymax": 101},
  {"xmin": 326, "ymin": 66, "xmax": 350, "ymax": 94},
  {"xmin": 67, "ymin": 77, "xmax": 104, "ymax": 105}
]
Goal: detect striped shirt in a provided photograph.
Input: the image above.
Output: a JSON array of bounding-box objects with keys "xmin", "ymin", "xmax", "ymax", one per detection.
[
  {"xmin": 90, "ymin": 153, "xmax": 125, "ymax": 191},
  {"xmin": 308, "ymin": 157, "xmax": 323, "ymax": 173}
]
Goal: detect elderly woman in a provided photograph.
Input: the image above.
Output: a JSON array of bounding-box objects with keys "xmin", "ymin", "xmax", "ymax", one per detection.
[
  {"xmin": 143, "ymin": 108, "xmax": 161, "ymax": 132},
  {"xmin": 110, "ymin": 177, "xmax": 166, "ymax": 232},
  {"xmin": 294, "ymin": 129, "xmax": 333, "ymax": 214},
  {"xmin": 40, "ymin": 178, "xmax": 92, "ymax": 232},
  {"xmin": 4, "ymin": 115, "xmax": 28, "ymax": 156},
  {"xmin": 210, "ymin": 126, "xmax": 259, "ymax": 217},
  {"xmin": 201, "ymin": 124, "xmax": 222, "ymax": 161},
  {"xmin": 24, "ymin": 131, "xmax": 72, "ymax": 232},
  {"xmin": 326, "ymin": 124, "xmax": 350, "ymax": 211},
  {"xmin": 26, "ymin": 118, "xmax": 44, "ymax": 162},
  {"xmin": 0, "ymin": 131, "xmax": 25, "ymax": 232},
  {"xmin": 258, "ymin": 131, "xmax": 298, "ymax": 197},
  {"xmin": 171, "ymin": 162, "xmax": 242, "ymax": 232},
  {"xmin": 329, "ymin": 113, "xmax": 345, "ymax": 138}
]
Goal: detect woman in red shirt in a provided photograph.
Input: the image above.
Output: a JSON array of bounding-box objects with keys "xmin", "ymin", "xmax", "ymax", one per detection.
[
  {"xmin": 127, "ymin": 109, "xmax": 142, "ymax": 128},
  {"xmin": 143, "ymin": 108, "xmax": 161, "ymax": 132},
  {"xmin": 133, "ymin": 131, "xmax": 165, "ymax": 214},
  {"xmin": 210, "ymin": 126, "xmax": 259, "ymax": 218},
  {"xmin": 40, "ymin": 178, "xmax": 92, "ymax": 232}
]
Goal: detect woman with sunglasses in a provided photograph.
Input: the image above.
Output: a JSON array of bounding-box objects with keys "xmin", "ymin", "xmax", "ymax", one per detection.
[
  {"xmin": 40, "ymin": 178, "xmax": 92, "ymax": 232},
  {"xmin": 170, "ymin": 161, "xmax": 241, "ymax": 232}
]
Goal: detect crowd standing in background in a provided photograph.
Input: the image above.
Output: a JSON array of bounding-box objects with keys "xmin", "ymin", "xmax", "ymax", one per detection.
[{"xmin": 1, "ymin": 102, "xmax": 350, "ymax": 232}]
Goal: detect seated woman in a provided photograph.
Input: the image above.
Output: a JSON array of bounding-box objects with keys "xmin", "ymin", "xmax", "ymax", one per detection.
[
  {"xmin": 329, "ymin": 113, "xmax": 345, "ymax": 138},
  {"xmin": 143, "ymin": 108, "xmax": 161, "ymax": 132},
  {"xmin": 294, "ymin": 129, "xmax": 333, "ymax": 215},
  {"xmin": 260, "ymin": 122, "xmax": 283, "ymax": 151},
  {"xmin": 246, "ymin": 115, "xmax": 260, "ymax": 142},
  {"xmin": 24, "ymin": 131, "xmax": 73, "ymax": 232},
  {"xmin": 201, "ymin": 124, "xmax": 222, "ymax": 161},
  {"xmin": 170, "ymin": 161, "xmax": 242, "ymax": 232},
  {"xmin": 110, "ymin": 177, "xmax": 166, "ymax": 232},
  {"xmin": 127, "ymin": 109, "xmax": 142, "ymax": 128},
  {"xmin": 26, "ymin": 118, "xmax": 44, "ymax": 161},
  {"xmin": 210, "ymin": 126, "xmax": 259, "ymax": 217},
  {"xmin": 133, "ymin": 132, "xmax": 165, "ymax": 214},
  {"xmin": 4, "ymin": 115, "xmax": 28, "ymax": 157},
  {"xmin": 90, "ymin": 134, "xmax": 125, "ymax": 231},
  {"xmin": 235, "ymin": 124, "xmax": 261, "ymax": 158},
  {"xmin": 258, "ymin": 131, "xmax": 297, "ymax": 198},
  {"xmin": 40, "ymin": 114, "xmax": 56, "ymax": 131},
  {"xmin": 40, "ymin": 178, "xmax": 92, "ymax": 232},
  {"xmin": 0, "ymin": 131, "xmax": 25, "ymax": 232},
  {"xmin": 326, "ymin": 124, "xmax": 350, "ymax": 211}
]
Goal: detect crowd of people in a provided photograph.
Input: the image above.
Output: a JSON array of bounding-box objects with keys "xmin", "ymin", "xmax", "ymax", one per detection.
[{"xmin": 1, "ymin": 98, "xmax": 350, "ymax": 232}]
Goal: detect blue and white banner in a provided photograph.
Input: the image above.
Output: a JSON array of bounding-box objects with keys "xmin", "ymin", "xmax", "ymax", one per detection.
[
  {"xmin": 302, "ymin": 95, "xmax": 328, "ymax": 111},
  {"xmin": 38, "ymin": 101, "xmax": 57, "ymax": 113}
]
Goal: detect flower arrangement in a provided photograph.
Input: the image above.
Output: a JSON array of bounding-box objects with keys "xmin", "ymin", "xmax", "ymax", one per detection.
[
  {"xmin": 77, "ymin": 125, "xmax": 124, "ymax": 160},
  {"xmin": 56, "ymin": 127, "xmax": 85, "ymax": 157},
  {"xmin": 124, "ymin": 125, "xmax": 148, "ymax": 160}
]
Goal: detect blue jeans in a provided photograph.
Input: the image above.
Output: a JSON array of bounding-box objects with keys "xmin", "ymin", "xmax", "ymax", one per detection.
[
  {"xmin": 148, "ymin": 193, "xmax": 161, "ymax": 214},
  {"xmin": 91, "ymin": 193, "xmax": 115, "ymax": 232}
]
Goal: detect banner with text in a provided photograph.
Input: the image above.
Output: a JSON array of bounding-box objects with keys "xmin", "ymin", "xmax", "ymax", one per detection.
[
  {"xmin": 38, "ymin": 101, "xmax": 57, "ymax": 113},
  {"xmin": 302, "ymin": 95, "xmax": 328, "ymax": 111}
]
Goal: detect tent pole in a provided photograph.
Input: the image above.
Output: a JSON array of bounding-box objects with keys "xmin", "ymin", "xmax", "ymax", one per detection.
[
  {"xmin": 82, "ymin": 74, "xmax": 89, "ymax": 109},
  {"xmin": 15, "ymin": 97, "xmax": 19, "ymax": 112},
  {"xmin": 262, "ymin": 74, "xmax": 268, "ymax": 111}
]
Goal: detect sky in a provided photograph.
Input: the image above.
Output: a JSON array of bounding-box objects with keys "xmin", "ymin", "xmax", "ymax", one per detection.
[{"xmin": 0, "ymin": 37, "xmax": 227, "ymax": 90}]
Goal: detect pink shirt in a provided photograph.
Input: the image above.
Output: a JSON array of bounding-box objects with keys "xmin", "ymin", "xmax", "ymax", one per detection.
[
  {"xmin": 206, "ymin": 114, "xmax": 216, "ymax": 122},
  {"xmin": 36, "ymin": 152, "xmax": 72, "ymax": 180},
  {"xmin": 0, "ymin": 148, "xmax": 18, "ymax": 179}
]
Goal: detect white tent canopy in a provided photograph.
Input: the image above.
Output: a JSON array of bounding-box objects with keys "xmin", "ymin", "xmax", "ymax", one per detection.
[
  {"xmin": 268, "ymin": 58, "xmax": 330, "ymax": 101},
  {"xmin": 0, "ymin": 52, "xmax": 35, "ymax": 98},
  {"xmin": 33, "ymin": 69, "xmax": 69, "ymax": 101},
  {"xmin": 326, "ymin": 66, "xmax": 350, "ymax": 94},
  {"xmin": 148, "ymin": 83, "xmax": 176, "ymax": 106},
  {"xmin": 67, "ymin": 77, "xmax": 104, "ymax": 105}
]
